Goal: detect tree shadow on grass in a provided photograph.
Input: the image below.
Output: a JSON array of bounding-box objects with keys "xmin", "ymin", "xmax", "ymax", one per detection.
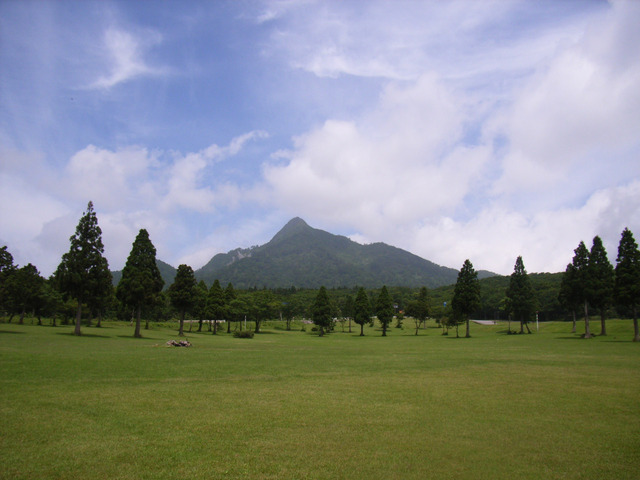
[
  {"xmin": 55, "ymin": 332, "xmax": 110, "ymax": 338},
  {"xmin": 0, "ymin": 329, "xmax": 25, "ymax": 334}
]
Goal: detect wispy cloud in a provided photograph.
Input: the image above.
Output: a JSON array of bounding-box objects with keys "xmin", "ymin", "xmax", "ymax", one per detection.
[{"xmin": 89, "ymin": 27, "xmax": 166, "ymax": 89}]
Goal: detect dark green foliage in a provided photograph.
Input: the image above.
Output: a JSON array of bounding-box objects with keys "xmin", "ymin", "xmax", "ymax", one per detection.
[
  {"xmin": 406, "ymin": 286, "xmax": 429, "ymax": 335},
  {"xmin": 312, "ymin": 286, "xmax": 332, "ymax": 336},
  {"xmin": 505, "ymin": 256, "xmax": 537, "ymax": 334},
  {"xmin": 168, "ymin": 264, "xmax": 196, "ymax": 337},
  {"xmin": 233, "ymin": 330, "xmax": 254, "ymax": 338},
  {"xmin": 342, "ymin": 294, "xmax": 355, "ymax": 333},
  {"xmin": 54, "ymin": 201, "xmax": 111, "ymax": 335},
  {"xmin": 559, "ymin": 263, "xmax": 581, "ymax": 332},
  {"xmin": 207, "ymin": 279, "xmax": 226, "ymax": 334},
  {"xmin": 116, "ymin": 229, "xmax": 164, "ymax": 337},
  {"xmin": 614, "ymin": 228, "xmax": 640, "ymax": 341},
  {"xmin": 195, "ymin": 218, "xmax": 487, "ymax": 289},
  {"xmin": 571, "ymin": 241, "xmax": 592, "ymax": 338},
  {"xmin": 192, "ymin": 280, "xmax": 209, "ymax": 332},
  {"xmin": 375, "ymin": 285, "xmax": 394, "ymax": 336},
  {"xmin": 353, "ymin": 287, "xmax": 371, "ymax": 336},
  {"xmin": 452, "ymin": 259, "xmax": 480, "ymax": 338},
  {"xmin": 112, "ymin": 259, "xmax": 176, "ymax": 290},
  {"xmin": 588, "ymin": 236, "xmax": 614, "ymax": 336},
  {"xmin": 4, "ymin": 264, "xmax": 44, "ymax": 323}
]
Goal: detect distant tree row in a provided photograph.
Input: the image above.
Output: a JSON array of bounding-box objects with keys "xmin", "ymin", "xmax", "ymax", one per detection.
[{"xmin": 1, "ymin": 202, "xmax": 638, "ymax": 342}]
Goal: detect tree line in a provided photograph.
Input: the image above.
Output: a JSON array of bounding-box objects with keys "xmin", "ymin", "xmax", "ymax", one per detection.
[{"xmin": 1, "ymin": 201, "xmax": 639, "ymax": 341}]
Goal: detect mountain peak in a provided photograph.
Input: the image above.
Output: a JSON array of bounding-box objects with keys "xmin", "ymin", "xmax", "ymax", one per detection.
[{"xmin": 270, "ymin": 217, "xmax": 312, "ymax": 243}]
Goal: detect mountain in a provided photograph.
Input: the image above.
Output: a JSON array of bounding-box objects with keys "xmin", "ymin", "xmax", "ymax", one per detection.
[
  {"xmin": 111, "ymin": 259, "xmax": 177, "ymax": 289},
  {"xmin": 195, "ymin": 217, "xmax": 493, "ymax": 289}
]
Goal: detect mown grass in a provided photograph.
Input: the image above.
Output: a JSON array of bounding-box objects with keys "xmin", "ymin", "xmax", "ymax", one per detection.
[{"xmin": 0, "ymin": 319, "xmax": 638, "ymax": 479}]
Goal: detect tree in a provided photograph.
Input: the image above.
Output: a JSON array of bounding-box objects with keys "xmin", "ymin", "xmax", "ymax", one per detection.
[
  {"xmin": 406, "ymin": 286, "xmax": 429, "ymax": 335},
  {"xmin": 559, "ymin": 263, "xmax": 581, "ymax": 333},
  {"xmin": 343, "ymin": 294, "xmax": 355, "ymax": 333},
  {"xmin": 614, "ymin": 228, "xmax": 640, "ymax": 342},
  {"xmin": 588, "ymin": 236, "xmax": 614, "ymax": 336},
  {"xmin": 353, "ymin": 287, "xmax": 371, "ymax": 336},
  {"xmin": 192, "ymin": 280, "xmax": 209, "ymax": 332},
  {"xmin": 312, "ymin": 286, "xmax": 332, "ymax": 336},
  {"xmin": 207, "ymin": 279, "xmax": 226, "ymax": 335},
  {"xmin": 168, "ymin": 264, "xmax": 196, "ymax": 336},
  {"xmin": 571, "ymin": 241, "xmax": 592, "ymax": 338},
  {"xmin": 375, "ymin": 285, "xmax": 394, "ymax": 337},
  {"xmin": 0, "ymin": 246, "xmax": 16, "ymax": 315},
  {"xmin": 54, "ymin": 201, "xmax": 111, "ymax": 336},
  {"xmin": 224, "ymin": 283, "xmax": 236, "ymax": 333},
  {"xmin": 452, "ymin": 259, "xmax": 480, "ymax": 338},
  {"xmin": 116, "ymin": 229, "xmax": 164, "ymax": 338},
  {"xmin": 505, "ymin": 256, "xmax": 537, "ymax": 334}
]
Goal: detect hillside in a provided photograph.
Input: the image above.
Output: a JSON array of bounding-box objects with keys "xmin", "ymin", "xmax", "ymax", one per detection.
[{"xmin": 195, "ymin": 217, "xmax": 493, "ymax": 288}]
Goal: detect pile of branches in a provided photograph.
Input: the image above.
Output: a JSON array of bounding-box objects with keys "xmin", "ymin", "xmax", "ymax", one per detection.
[{"xmin": 166, "ymin": 339, "xmax": 192, "ymax": 347}]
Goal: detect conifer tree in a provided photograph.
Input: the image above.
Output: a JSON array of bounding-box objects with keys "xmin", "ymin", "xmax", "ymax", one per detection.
[
  {"xmin": 312, "ymin": 286, "xmax": 332, "ymax": 336},
  {"xmin": 505, "ymin": 256, "xmax": 536, "ymax": 334},
  {"xmin": 588, "ymin": 236, "xmax": 614, "ymax": 336},
  {"xmin": 54, "ymin": 201, "xmax": 111, "ymax": 336},
  {"xmin": 559, "ymin": 263, "xmax": 580, "ymax": 333},
  {"xmin": 353, "ymin": 287, "xmax": 371, "ymax": 336},
  {"xmin": 571, "ymin": 241, "xmax": 592, "ymax": 338},
  {"xmin": 225, "ymin": 283, "xmax": 236, "ymax": 333},
  {"xmin": 406, "ymin": 286, "xmax": 429, "ymax": 335},
  {"xmin": 375, "ymin": 285, "xmax": 394, "ymax": 336},
  {"xmin": 614, "ymin": 228, "xmax": 640, "ymax": 342},
  {"xmin": 452, "ymin": 259, "xmax": 480, "ymax": 338},
  {"xmin": 207, "ymin": 279, "xmax": 226, "ymax": 335},
  {"xmin": 169, "ymin": 264, "xmax": 196, "ymax": 336},
  {"xmin": 117, "ymin": 229, "xmax": 164, "ymax": 338}
]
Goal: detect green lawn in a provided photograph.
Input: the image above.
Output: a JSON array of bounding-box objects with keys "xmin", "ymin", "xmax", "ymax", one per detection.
[{"xmin": 0, "ymin": 319, "xmax": 638, "ymax": 479}]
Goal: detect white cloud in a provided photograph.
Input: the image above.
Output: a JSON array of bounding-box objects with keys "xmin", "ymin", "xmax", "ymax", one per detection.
[{"xmin": 89, "ymin": 27, "xmax": 166, "ymax": 89}]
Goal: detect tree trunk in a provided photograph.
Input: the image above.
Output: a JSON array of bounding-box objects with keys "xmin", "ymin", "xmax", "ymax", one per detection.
[
  {"xmin": 145, "ymin": 318, "xmax": 149, "ymax": 330},
  {"xmin": 19, "ymin": 309, "xmax": 25, "ymax": 324},
  {"xmin": 359, "ymin": 323, "xmax": 364, "ymax": 336},
  {"xmin": 134, "ymin": 305, "xmax": 142, "ymax": 338},
  {"xmin": 198, "ymin": 318, "xmax": 203, "ymax": 332},
  {"xmin": 519, "ymin": 317, "xmax": 524, "ymax": 334},
  {"xmin": 465, "ymin": 317, "xmax": 470, "ymax": 338},
  {"xmin": 178, "ymin": 310, "xmax": 185, "ymax": 336},
  {"xmin": 227, "ymin": 320, "xmax": 231, "ymax": 334},
  {"xmin": 319, "ymin": 326, "xmax": 324, "ymax": 337},
  {"xmin": 571, "ymin": 310, "xmax": 576, "ymax": 333},
  {"xmin": 213, "ymin": 318, "xmax": 218, "ymax": 335},
  {"xmin": 74, "ymin": 301, "xmax": 82, "ymax": 336},
  {"xmin": 633, "ymin": 305, "xmax": 639, "ymax": 342},
  {"xmin": 382, "ymin": 324, "xmax": 387, "ymax": 336},
  {"xmin": 349, "ymin": 318, "xmax": 352, "ymax": 333},
  {"xmin": 599, "ymin": 310, "xmax": 607, "ymax": 336},
  {"xmin": 583, "ymin": 300, "xmax": 591, "ymax": 339}
]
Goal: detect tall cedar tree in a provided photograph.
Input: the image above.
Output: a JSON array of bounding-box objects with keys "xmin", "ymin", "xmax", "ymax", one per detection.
[
  {"xmin": 452, "ymin": 259, "xmax": 481, "ymax": 338},
  {"xmin": 192, "ymin": 280, "xmax": 209, "ymax": 332},
  {"xmin": 353, "ymin": 287, "xmax": 371, "ymax": 336},
  {"xmin": 375, "ymin": 285, "xmax": 394, "ymax": 336},
  {"xmin": 558, "ymin": 263, "xmax": 581, "ymax": 333},
  {"xmin": 54, "ymin": 202, "xmax": 111, "ymax": 336},
  {"xmin": 343, "ymin": 294, "xmax": 355, "ymax": 333},
  {"xmin": 571, "ymin": 241, "xmax": 592, "ymax": 338},
  {"xmin": 207, "ymin": 279, "xmax": 226, "ymax": 335},
  {"xmin": 614, "ymin": 228, "xmax": 640, "ymax": 341},
  {"xmin": 312, "ymin": 286, "xmax": 332, "ymax": 336},
  {"xmin": 224, "ymin": 283, "xmax": 236, "ymax": 333},
  {"xmin": 0, "ymin": 246, "xmax": 16, "ymax": 315},
  {"xmin": 505, "ymin": 256, "xmax": 536, "ymax": 334},
  {"xmin": 588, "ymin": 236, "xmax": 615, "ymax": 336},
  {"xmin": 169, "ymin": 264, "xmax": 196, "ymax": 336},
  {"xmin": 406, "ymin": 286, "xmax": 429, "ymax": 335},
  {"xmin": 117, "ymin": 229, "xmax": 164, "ymax": 338}
]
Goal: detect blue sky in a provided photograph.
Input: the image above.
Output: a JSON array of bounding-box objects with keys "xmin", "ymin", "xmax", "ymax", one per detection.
[{"xmin": 1, "ymin": 0, "xmax": 639, "ymax": 277}]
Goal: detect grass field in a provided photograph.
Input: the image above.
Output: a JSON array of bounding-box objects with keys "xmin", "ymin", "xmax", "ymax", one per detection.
[{"xmin": 0, "ymin": 319, "xmax": 638, "ymax": 479}]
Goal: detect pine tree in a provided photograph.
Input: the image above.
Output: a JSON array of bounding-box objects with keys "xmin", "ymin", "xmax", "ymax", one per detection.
[
  {"xmin": 225, "ymin": 283, "xmax": 236, "ymax": 333},
  {"xmin": 571, "ymin": 241, "xmax": 592, "ymax": 338},
  {"xmin": 116, "ymin": 229, "xmax": 164, "ymax": 338},
  {"xmin": 54, "ymin": 201, "xmax": 111, "ymax": 336},
  {"xmin": 452, "ymin": 259, "xmax": 480, "ymax": 338},
  {"xmin": 614, "ymin": 228, "xmax": 640, "ymax": 342},
  {"xmin": 207, "ymin": 279, "xmax": 226, "ymax": 335},
  {"xmin": 168, "ymin": 264, "xmax": 196, "ymax": 337},
  {"xmin": 353, "ymin": 287, "xmax": 371, "ymax": 336},
  {"xmin": 505, "ymin": 256, "xmax": 537, "ymax": 334},
  {"xmin": 375, "ymin": 285, "xmax": 394, "ymax": 337},
  {"xmin": 558, "ymin": 263, "xmax": 580, "ymax": 333},
  {"xmin": 588, "ymin": 236, "xmax": 614, "ymax": 336},
  {"xmin": 312, "ymin": 286, "xmax": 332, "ymax": 336}
]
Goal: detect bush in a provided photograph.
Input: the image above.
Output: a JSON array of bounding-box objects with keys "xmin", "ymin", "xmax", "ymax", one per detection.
[{"xmin": 233, "ymin": 330, "xmax": 254, "ymax": 339}]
